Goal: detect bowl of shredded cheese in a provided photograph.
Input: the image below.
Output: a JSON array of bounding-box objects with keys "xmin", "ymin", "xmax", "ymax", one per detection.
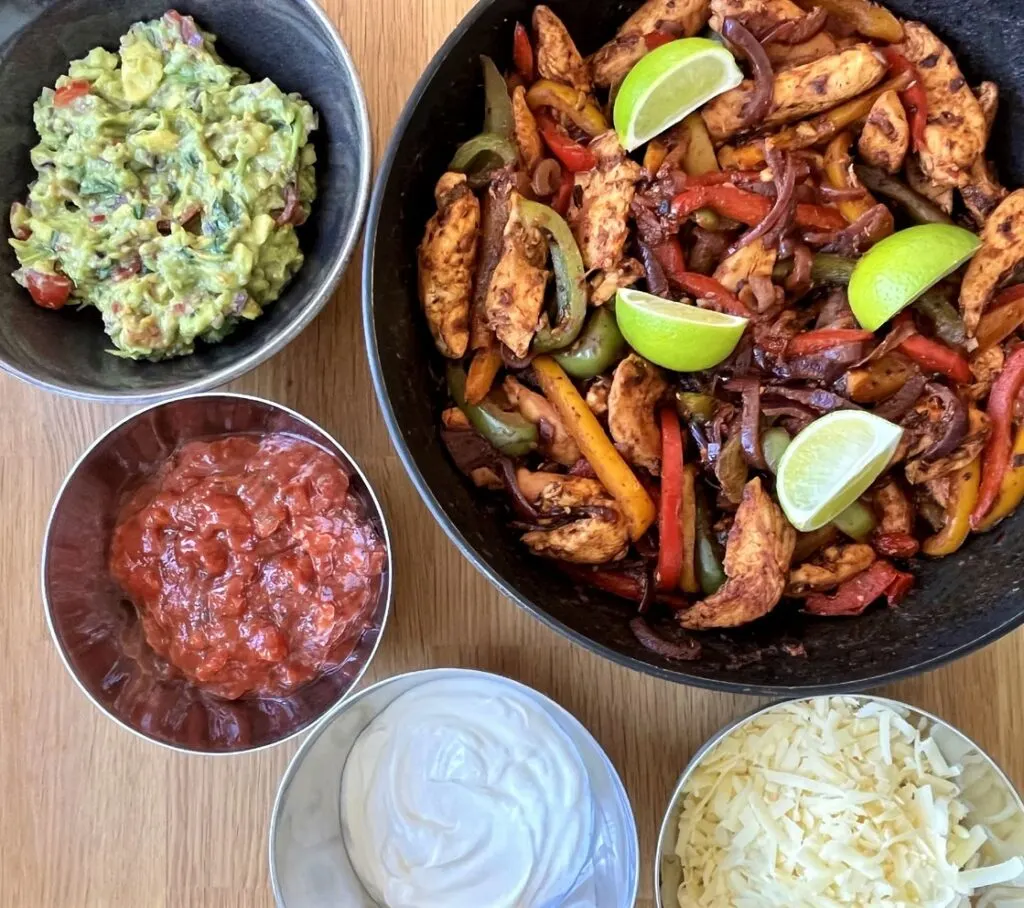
[{"xmin": 657, "ymin": 696, "xmax": 1024, "ymax": 908}]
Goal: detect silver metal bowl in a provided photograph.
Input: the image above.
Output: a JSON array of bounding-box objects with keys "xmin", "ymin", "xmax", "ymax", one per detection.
[
  {"xmin": 269, "ymin": 667, "xmax": 640, "ymax": 908},
  {"xmin": 656, "ymin": 695, "xmax": 1024, "ymax": 907},
  {"xmin": 41, "ymin": 393, "xmax": 392, "ymax": 754},
  {"xmin": 0, "ymin": 0, "xmax": 371, "ymax": 403}
]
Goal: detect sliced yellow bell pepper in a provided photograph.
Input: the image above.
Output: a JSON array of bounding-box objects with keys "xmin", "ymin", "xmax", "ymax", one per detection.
[
  {"xmin": 975, "ymin": 426, "xmax": 1024, "ymax": 532},
  {"xmin": 532, "ymin": 356, "xmax": 656, "ymax": 540},
  {"xmin": 524, "ymin": 80, "xmax": 608, "ymax": 137},
  {"xmin": 922, "ymin": 456, "xmax": 980, "ymax": 556},
  {"xmin": 824, "ymin": 131, "xmax": 885, "ymax": 225}
]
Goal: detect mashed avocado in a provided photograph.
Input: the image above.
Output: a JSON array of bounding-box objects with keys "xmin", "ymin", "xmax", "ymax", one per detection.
[{"xmin": 9, "ymin": 11, "xmax": 317, "ymax": 360}]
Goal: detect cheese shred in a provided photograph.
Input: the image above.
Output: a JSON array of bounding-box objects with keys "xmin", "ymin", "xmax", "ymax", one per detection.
[{"xmin": 673, "ymin": 697, "xmax": 1024, "ymax": 907}]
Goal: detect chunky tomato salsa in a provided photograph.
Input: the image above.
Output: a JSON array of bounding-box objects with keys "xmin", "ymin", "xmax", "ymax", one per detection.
[{"xmin": 109, "ymin": 434, "xmax": 385, "ymax": 700}]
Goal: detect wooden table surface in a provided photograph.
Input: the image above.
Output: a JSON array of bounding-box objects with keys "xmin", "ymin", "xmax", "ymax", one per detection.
[{"xmin": 2, "ymin": 1, "xmax": 1023, "ymax": 905}]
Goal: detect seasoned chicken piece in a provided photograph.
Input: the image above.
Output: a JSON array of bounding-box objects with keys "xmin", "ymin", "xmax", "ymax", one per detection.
[
  {"xmin": 713, "ymin": 237, "xmax": 777, "ymax": 293},
  {"xmin": 470, "ymin": 171, "xmax": 514, "ymax": 351},
  {"xmin": 568, "ymin": 132, "xmax": 643, "ymax": 274},
  {"xmin": 701, "ymin": 45, "xmax": 887, "ymax": 142},
  {"xmin": 966, "ymin": 345, "xmax": 1004, "ymax": 402},
  {"xmin": 961, "ymin": 83, "xmax": 1007, "ymax": 227},
  {"xmin": 679, "ymin": 478, "xmax": 797, "ymax": 629},
  {"xmin": 590, "ymin": 257, "xmax": 644, "ymax": 305},
  {"xmin": 586, "ymin": 376, "xmax": 612, "ymax": 419},
  {"xmin": 905, "ymin": 155, "xmax": 953, "ymax": 214},
  {"xmin": 858, "ymin": 90, "xmax": 909, "ymax": 174},
  {"xmin": 961, "ymin": 190, "xmax": 1024, "ymax": 336},
  {"xmin": 905, "ymin": 407, "xmax": 990, "ymax": 485},
  {"xmin": 517, "ymin": 470, "xmax": 630, "ymax": 564},
  {"xmin": 484, "ymin": 192, "xmax": 549, "ymax": 358},
  {"xmin": 787, "ymin": 544, "xmax": 876, "ymax": 595},
  {"xmin": 533, "ymin": 5, "xmax": 591, "ymax": 92},
  {"xmin": 590, "ymin": 35, "xmax": 647, "ymax": 89},
  {"xmin": 511, "ymin": 85, "xmax": 543, "ymax": 174},
  {"xmin": 874, "ymin": 479, "xmax": 915, "ymax": 536},
  {"xmin": 710, "ymin": 0, "xmax": 836, "ymax": 67},
  {"xmin": 503, "ymin": 376, "xmax": 580, "ymax": 466},
  {"xmin": 417, "ymin": 173, "xmax": 479, "ymax": 359},
  {"xmin": 898, "ymin": 22, "xmax": 986, "ymax": 188},
  {"xmin": 608, "ymin": 354, "xmax": 668, "ymax": 475},
  {"xmin": 591, "ymin": 0, "xmax": 711, "ymax": 87}
]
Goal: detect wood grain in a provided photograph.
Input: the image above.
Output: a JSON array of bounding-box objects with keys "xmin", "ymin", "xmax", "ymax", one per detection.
[{"xmin": 1, "ymin": 1, "xmax": 1022, "ymax": 905}]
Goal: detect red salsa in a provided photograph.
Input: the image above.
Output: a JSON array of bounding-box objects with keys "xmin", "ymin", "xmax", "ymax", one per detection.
[{"xmin": 109, "ymin": 434, "xmax": 386, "ymax": 700}]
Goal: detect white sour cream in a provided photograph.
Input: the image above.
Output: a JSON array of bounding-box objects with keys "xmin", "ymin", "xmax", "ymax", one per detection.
[{"xmin": 340, "ymin": 676, "xmax": 595, "ymax": 908}]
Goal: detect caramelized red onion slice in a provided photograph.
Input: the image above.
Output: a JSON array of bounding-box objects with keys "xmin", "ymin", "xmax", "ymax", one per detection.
[
  {"xmin": 920, "ymin": 382, "xmax": 969, "ymax": 461},
  {"xmin": 630, "ymin": 616, "xmax": 702, "ymax": 661},
  {"xmin": 638, "ymin": 241, "xmax": 670, "ymax": 298},
  {"xmin": 738, "ymin": 146, "xmax": 797, "ymax": 251},
  {"xmin": 874, "ymin": 373, "xmax": 928, "ymax": 421},
  {"xmin": 721, "ymin": 17, "xmax": 774, "ymax": 131}
]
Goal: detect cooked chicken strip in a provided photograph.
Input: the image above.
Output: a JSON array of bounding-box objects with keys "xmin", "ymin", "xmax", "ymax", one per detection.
[
  {"xmin": 503, "ymin": 376, "xmax": 580, "ymax": 466},
  {"xmin": 858, "ymin": 90, "xmax": 909, "ymax": 174},
  {"xmin": 568, "ymin": 131, "xmax": 643, "ymax": 274},
  {"xmin": 701, "ymin": 45, "xmax": 887, "ymax": 142},
  {"xmin": 533, "ymin": 5, "xmax": 591, "ymax": 92},
  {"xmin": 967, "ymin": 345, "xmax": 1004, "ymax": 402},
  {"xmin": 874, "ymin": 478, "xmax": 915, "ymax": 536},
  {"xmin": 608, "ymin": 354, "xmax": 668, "ymax": 475},
  {"xmin": 679, "ymin": 478, "xmax": 796, "ymax": 629},
  {"xmin": 961, "ymin": 189, "xmax": 1024, "ymax": 336},
  {"xmin": 417, "ymin": 172, "xmax": 479, "ymax": 359},
  {"xmin": 590, "ymin": 257, "xmax": 644, "ymax": 305},
  {"xmin": 591, "ymin": 0, "xmax": 711, "ymax": 87},
  {"xmin": 905, "ymin": 155, "xmax": 953, "ymax": 214},
  {"xmin": 961, "ymin": 82, "xmax": 1006, "ymax": 227},
  {"xmin": 710, "ymin": 0, "xmax": 800, "ymax": 35},
  {"xmin": 767, "ymin": 32, "xmax": 838, "ymax": 70},
  {"xmin": 898, "ymin": 21, "xmax": 986, "ymax": 188},
  {"xmin": 484, "ymin": 191, "xmax": 549, "ymax": 358},
  {"xmin": 470, "ymin": 171, "xmax": 514, "ymax": 351},
  {"xmin": 787, "ymin": 544, "xmax": 876, "ymax": 595},
  {"xmin": 713, "ymin": 237, "xmax": 777, "ymax": 293},
  {"xmin": 511, "ymin": 85, "xmax": 544, "ymax": 174},
  {"xmin": 517, "ymin": 470, "xmax": 630, "ymax": 564},
  {"xmin": 586, "ymin": 376, "xmax": 612, "ymax": 419}
]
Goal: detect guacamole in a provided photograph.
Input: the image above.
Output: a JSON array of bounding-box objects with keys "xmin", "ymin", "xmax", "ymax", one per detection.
[{"xmin": 8, "ymin": 11, "xmax": 317, "ymax": 360}]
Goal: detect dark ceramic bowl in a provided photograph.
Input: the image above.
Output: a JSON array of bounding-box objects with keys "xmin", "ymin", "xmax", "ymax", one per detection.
[
  {"xmin": 364, "ymin": 0, "xmax": 1024, "ymax": 694},
  {"xmin": 42, "ymin": 394, "xmax": 393, "ymax": 753},
  {"xmin": 0, "ymin": 1, "xmax": 370, "ymax": 403}
]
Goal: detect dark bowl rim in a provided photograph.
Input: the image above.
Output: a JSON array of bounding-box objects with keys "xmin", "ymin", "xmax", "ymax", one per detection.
[
  {"xmin": 0, "ymin": 0, "xmax": 373, "ymax": 405},
  {"xmin": 360, "ymin": 0, "xmax": 1024, "ymax": 696},
  {"xmin": 40, "ymin": 391, "xmax": 395, "ymax": 755}
]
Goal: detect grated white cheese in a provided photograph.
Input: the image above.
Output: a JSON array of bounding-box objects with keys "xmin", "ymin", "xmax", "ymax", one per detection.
[{"xmin": 674, "ymin": 697, "xmax": 1024, "ymax": 908}]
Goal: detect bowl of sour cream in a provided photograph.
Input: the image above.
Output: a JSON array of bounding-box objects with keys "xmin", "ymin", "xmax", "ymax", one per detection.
[{"xmin": 269, "ymin": 668, "xmax": 639, "ymax": 908}]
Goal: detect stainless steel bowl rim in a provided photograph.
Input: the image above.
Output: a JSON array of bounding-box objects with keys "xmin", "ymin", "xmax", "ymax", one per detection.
[
  {"xmin": 2, "ymin": 0, "xmax": 372, "ymax": 405},
  {"xmin": 40, "ymin": 391, "xmax": 394, "ymax": 756},
  {"xmin": 653, "ymin": 693, "xmax": 1024, "ymax": 907},
  {"xmin": 268, "ymin": 665, "xmax": 641, "ymax": 907}
]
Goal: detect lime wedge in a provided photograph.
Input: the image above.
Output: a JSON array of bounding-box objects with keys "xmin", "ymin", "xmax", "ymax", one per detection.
[
  {"xmin": 615, "ymin": 288, "xmax": 748, "ymax": 372},
  {"xmin": 849, "ymin": 224, "xmax": 981, "ymax": 331},
  {"xmin": 614, "ymin": 38, "xmax": 743, "ymax": 152},
  {"xmin": 776, "ymin": 411, "xmax": 903, "ymax": 532}
]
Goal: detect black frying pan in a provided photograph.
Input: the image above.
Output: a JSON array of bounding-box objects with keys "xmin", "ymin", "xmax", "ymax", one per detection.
[{"xmin": 363, "ymin": 0, "xmax": 1024, "ymax": 694}]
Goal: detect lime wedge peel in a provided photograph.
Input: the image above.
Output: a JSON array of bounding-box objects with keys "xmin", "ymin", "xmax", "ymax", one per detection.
[
  {"xmin": 614, "ymin": 38, "xmax": 743, "ymax": 152},
  {"xmin": 776, "ymin": 411, "xmax": 904, "ymax": 533},
  {"xmin": 614, "ymin": 288, "xmax": 748, "ymax": 372},
  {"xmin": 849, "ymin": 224, "xmax": 982, "ymax": 332}
]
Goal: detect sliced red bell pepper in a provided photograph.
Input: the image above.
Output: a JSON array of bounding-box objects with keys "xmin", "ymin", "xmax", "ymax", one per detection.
[
  {"xmin": 24, "ymin": 270, "xmax": 73, "ymax": 309},
  {"xmin": 804, "ymin": 560, "xmax": 909, "ymax": 616},
  {"xmin": 683, "ymin": 170, "xmax": 762, "ymax": 187},
  {"xmin": 873, "ymin": 531, "xmax": 920, "ymax": 559},
  {"xmin": 513, "ymin": 22, "xmax": 535, "ymax": 82},
  {"xmin": 551, "ymin": 165, "xmax": 573, "ymax": 216},
  {"xmin": 898, "ymin": 333, "xmax": 972, "ymax": 384},
  {"xmin": 559, "ymin": 564, "xmax": 690, "ymax": 610},
  {"xmin": 673, "ymin": 272, "xmax": 752, "ymax": 317},
  {"xmin": 53, "ymin": 79, "xmax": 90, "ymax": 108},
  {"xmin": 644, "ymin": 29, "xmax": 677, "ymax": 50},
  {"xmin": 535, "ymin": 112, "xmax": 597, "ymax": 173},
  {"xmin": 671, "ymin": 184, "xmax": 846, "ymax": 232},
  {"xmin": 651, "ymin": 237, "xmax": 687, "ymax": 286},
  {"xmin": 786, "ymin": 328, "xmax": 875, "ymax": 356},
  {"xmin": 975, "ymin": 285, "xmax": 1024, "ymax": 352},
  {"xmin": 881, "ymin": 49, "xmax": 928, "ymax": 152},
  {"xmin": 657, "ymin": 407, "xmax": 685, "ymax": 592},
  {"xmin": 971, "ymin": 346, "xmax": 1024, "ymax": 528}
]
